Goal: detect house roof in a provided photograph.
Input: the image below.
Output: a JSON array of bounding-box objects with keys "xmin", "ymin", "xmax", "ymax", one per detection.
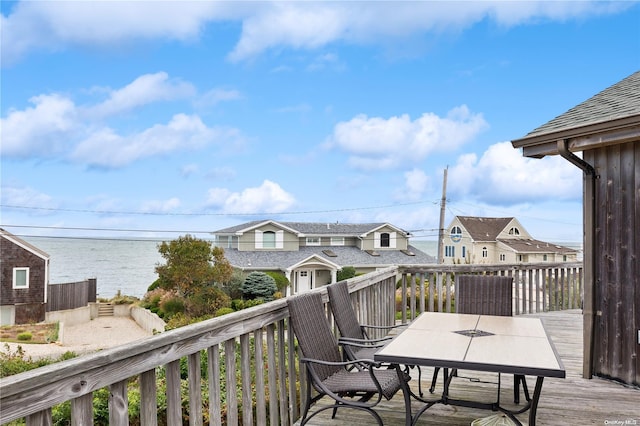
[
  {"xmin": 497, "ymin": 238, "xmax": 577, "ymax": 254},
  {"xmin": 213, "ymin": 221, "xmax": 409, "ymax": 237},
  {"xmin": 0, "ymin": 228, "xmax": 50, "ymax": 260},
  {"xmin": 512, "ymin": 70, "xmax": 640, "ymax": 157},
  {"xmin": 220, "ymin": 245, "xmax": 434, "ymax": 271},
  {"xmin": 456, "ymin": 216, "xmax": 514, "ymax": 241}
]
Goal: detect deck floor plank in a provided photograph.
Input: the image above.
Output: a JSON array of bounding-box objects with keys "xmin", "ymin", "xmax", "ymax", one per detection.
[{"xmin": 300, "ymin": 310, "xmax": 639, "ymax": 425}]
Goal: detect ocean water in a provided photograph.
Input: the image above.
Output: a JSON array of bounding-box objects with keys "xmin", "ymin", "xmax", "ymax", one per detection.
[{"xmin": 24, "ymin": 237, "xmax": 165, "ymax": 299}]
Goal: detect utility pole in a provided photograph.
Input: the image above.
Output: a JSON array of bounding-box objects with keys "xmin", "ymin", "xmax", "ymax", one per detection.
[{"xmin": 437, "ymin": 167, "xmax": 448, "ymax": 264}]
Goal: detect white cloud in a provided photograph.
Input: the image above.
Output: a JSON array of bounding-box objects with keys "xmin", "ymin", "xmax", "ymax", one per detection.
[
  {"xmin": 196, "ymin": 88, "xmax": 243, "ymax": 108},
  {"xmin": 206, "ymin": 180, "xmax": 295, "ymax": 214},
  {"xmin": 1, "ymin": 73, "xmax": 245, "ymax": 168},
  {"xmin": 140, "ymin": 197, "xmax": 181, "ymax": 213},
  {"xmin": 2, "ymin": 1, "xmax": 628, "ymax": 63},
  {"xmin": 328, "ymin": 105, "xmax": 488, "ymax": 170},
  {"xmin": 399, "ymin": 169, "xmax": 431, "ymax": 201},
  {"xmin": 0, "ymin": 184, "xmax": 57, "ymax": 212},
  {"xmin": 0, "ymin": 94, "xmax": 77, "ymax": 157},
  {"xmin": 89, "ymin": 72, "xmax": 195, "ymax": 118},
  {"xmin": 71, "ymin": 114, "xmax": 223, "ymax": 168},
  {"xmin": 448, "ymin": 141, "xmax": 582, "ymax": 204}
]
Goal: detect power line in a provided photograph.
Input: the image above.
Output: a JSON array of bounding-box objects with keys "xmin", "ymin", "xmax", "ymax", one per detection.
[
  {"xmin": 1, "ymin": 200, "xmax": 436, "ymax": 217},
  {"xmin": 3, "ymin": 224, "xmax": 213, "ymax": 234}
]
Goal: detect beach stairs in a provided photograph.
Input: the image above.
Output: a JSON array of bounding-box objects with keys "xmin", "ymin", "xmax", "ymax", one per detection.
[{"xmin": 98, "ymin": 303, "xmax": 114, "ymax": 317}]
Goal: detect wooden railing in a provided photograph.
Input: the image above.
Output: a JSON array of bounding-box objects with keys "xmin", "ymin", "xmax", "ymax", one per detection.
[{"xmin": 0, "ymin": 262, "xmax": 581, "ymax": 425}]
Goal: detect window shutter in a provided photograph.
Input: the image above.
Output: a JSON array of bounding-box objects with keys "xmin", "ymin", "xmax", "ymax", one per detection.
[
  {"xmin": 374, "ymin": 232, "xmax": 380, "ymax": 249},
  {"xmin": 390, "ymin": 232, "xmax": 396, "ymax": 248},
  {"xmin": 255, "ymin": 230, "xmax": 263, "ymax": 249},
  {"xmin": 276, "ymin": 230, "xmax": 284, "ymax": 248}
]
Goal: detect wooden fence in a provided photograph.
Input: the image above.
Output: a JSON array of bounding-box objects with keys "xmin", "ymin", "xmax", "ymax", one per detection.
[
  {"xmin": 46, "ymin": 278, "xmax": 97, "ymax": 312},
  {"xmin": 0, "ymin": 262, "xmax": 582, "ymax": 425}
]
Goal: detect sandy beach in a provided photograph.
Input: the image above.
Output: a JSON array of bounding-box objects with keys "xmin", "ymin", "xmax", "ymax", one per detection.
[{"xmin": 1, "ymin": 317, "xmax": 152, "ymax": 360}]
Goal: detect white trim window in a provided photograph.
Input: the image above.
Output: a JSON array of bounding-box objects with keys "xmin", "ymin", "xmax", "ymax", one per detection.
[
  {"xmin": 330, "ymin": 237, "xmax": 344, "ymax": 246},
  {"xmin": 306, "ymin": 237, "xmax": 321, "ymax": 246},
  {"xmin": 13, "ymin": 267, "xmax": 29, "ymax": 289}
]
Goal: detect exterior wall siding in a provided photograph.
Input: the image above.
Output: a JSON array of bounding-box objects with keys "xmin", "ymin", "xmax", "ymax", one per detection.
[
  {"xmin": 587, "ymin": 141, "xmax": 639, "ymax": 387},
  {"xmin": 0, "ymin": 238, "xmax": 47, "ymax": 306}
]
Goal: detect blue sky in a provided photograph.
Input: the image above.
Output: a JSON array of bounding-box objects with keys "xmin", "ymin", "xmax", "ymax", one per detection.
[{"xmin": 1, "ymin": 1, "xmax": 639, "ymax": 246}]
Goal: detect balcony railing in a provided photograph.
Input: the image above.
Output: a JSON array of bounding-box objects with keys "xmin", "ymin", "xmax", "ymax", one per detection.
[{"xmin": 0, "ymin": 262, "xmax": 582, "ymax": 425}]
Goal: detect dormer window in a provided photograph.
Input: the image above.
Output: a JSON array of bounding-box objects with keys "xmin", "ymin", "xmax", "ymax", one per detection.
[
  {"xmin": 374, "ymin": 231, "xmax": 396, "ymax": 248},
  {"xmin": 255, "ymin": 230, "xmax": 283, "ymax": 249},
  {"xmin": 263, "ymin": 231, "xmax": 276, "ymax": 248},
  {"xmin": 509, "ymin": 227, "xmax": 520, "ymax": 236}
]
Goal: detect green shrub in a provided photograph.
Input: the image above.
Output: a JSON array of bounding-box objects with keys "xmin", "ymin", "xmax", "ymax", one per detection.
[
  {"xmin": 265, "ymin": 271, "xmax": 289, "ymax": 294},
  {"xmin": 242, "ymin": 272, "xmax": 277, "ymax": 301},
  {"xmin": 337, "ymin": 266, "xmax": 356, "ymax": 281},
  {"xmin": 159, "ymin": 296, "xmax": 185, "ymax": 318},
  {"xmin": 222, "ymin": 270, "xmax": 246, "ymax": 300},
  {"xmin": 215, "ymin": 307, "xmax": 234, "ymax": 317},
  {"xmin": 17, "ymin": 332, "xmax": 32, "ymax": 341}
]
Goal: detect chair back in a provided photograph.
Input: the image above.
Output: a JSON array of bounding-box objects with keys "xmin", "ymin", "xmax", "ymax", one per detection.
[
  {"xmin": 287, "ymin": 291, "xmax": 343, "ymax": 380},
  {"xmin": 456, "ymin": 275, "xmax": 513, "ymax": 316},
  {"xmin": 327, "ymin": 281, "xmax": 366, "ymax": 340}
]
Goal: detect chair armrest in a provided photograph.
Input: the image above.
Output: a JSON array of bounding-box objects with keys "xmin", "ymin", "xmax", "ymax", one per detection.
[
  {"xmin": 360, "ymin": 323, "xmax": 407, "ymax": 331},
  {"xmin": 338, "ymin": 336, "xmax": 390, "ymax": 347},
  {"xmin": 300, "ymin": 356, "xmax": 381, "ymax": 369}
]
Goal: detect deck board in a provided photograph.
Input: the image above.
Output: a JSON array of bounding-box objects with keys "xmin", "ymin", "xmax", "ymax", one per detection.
[{"xmin": 300, "ymin": 310, "xmax": 639, "ymax": 425}]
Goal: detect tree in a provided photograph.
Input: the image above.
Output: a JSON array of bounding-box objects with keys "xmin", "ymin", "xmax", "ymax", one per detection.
[
  {"xmin": 155, "ymin": 235, "xmax": 233, "ymax": 299},
  {"xmin": 242, "ymin": 271, "xmax": 277, "ymax": 301}
]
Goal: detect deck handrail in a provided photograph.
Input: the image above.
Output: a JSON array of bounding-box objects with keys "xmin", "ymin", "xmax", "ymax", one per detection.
[{"xmin": 0, "ymin": 262, "xmax": 582, "ymax": 425}]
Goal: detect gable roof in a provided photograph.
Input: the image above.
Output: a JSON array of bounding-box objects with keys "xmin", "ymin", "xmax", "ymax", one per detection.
[
  {"xmin": 512, "ymin": 70, "xmax": 640, "ymax": 158},
  {"xmin": 221, "ymin": 244, "xmax": 434, "ymax": 271},
  {"xmin": 456, "ymin": 216, "xmax": 514, "ymax": 241},
  {"xmin": 0, "ymin": 228, "xmax": 50, "ymax": 260},
  {"xmin": 497, "ymin": 238, "xmax": 577, "ymax": 254},
  {"xmin": 213, "ymin": 221, "xmax": 408, "ymax": 237}
]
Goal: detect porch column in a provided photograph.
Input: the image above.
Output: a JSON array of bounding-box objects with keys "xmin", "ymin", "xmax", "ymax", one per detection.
[{"xmin": 331, "ymin": 268, "xmax": 337, "ymax": 283}]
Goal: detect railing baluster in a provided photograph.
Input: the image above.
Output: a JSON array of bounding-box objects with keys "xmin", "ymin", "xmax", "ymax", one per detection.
[
  {"xmin": 109, "ymin": 380, "xmax": 129, "ymax": 426},
  {"xmin": 207, "ymin": 345, "xmax": 222, "ymax": 426},
  {"xmin": 166, "ymin": 360, "xmax": 182, "ymax": 426},
  {"xmin": 71, "ymin": 393, "xmax": 93, "ymax": 426},
  {"xmin": 224, "ymin": 339, "xmax": 238, "ymax": 425},
  {"xmin": 240, "ymin": 334, "xmax": 252, "ymax": 426}
]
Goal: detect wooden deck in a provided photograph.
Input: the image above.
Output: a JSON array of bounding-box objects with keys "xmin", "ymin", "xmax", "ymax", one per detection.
[{"xmin": 302, "ymin": 310, "xmax": 639, "ymax": 425}]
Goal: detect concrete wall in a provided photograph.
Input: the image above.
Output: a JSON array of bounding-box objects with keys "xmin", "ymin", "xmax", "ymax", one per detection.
[
  {"xmin": 46, "ymin": 305, "xmax": 91, "ymax": 326},
  {"xmin": 130, "ymin": 306, "xmax": 165, "ymax": 334}
]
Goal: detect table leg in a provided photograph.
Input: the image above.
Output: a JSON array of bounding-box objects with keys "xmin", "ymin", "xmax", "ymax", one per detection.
[{"xmin": 527, "ymin": 377, "xmax": 544, "ymax": 426}]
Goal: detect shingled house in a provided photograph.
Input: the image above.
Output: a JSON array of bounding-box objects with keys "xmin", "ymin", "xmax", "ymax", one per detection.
[
  {"xmin": 0, "ymin": 229, "xmax": 50, "ymax": 325},
  {"xmin": 443, "ymin": 216, "xmax": 578, "ymax": 264},
  {"xmin": 512, "ymin": 70, "xmax": 639, "ymax": 387},
  {"xmin": 212, "ymin": 220, "xmax": 434, "ymax": 295}
]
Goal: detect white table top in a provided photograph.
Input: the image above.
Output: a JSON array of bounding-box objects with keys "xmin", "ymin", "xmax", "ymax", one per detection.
[{"xmin": 375, "ymin": 312, "xmax": 565, "ymax": 378}]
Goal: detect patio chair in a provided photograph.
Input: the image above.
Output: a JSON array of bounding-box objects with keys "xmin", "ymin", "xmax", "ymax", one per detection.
[
  {"xmin": 429, "ymin": 274, "xmax": 530, "ymax": 404},
  {"xmin": 287, "ymin": 291, "xmax": 411, "ymax": 426},
  {"xmin": 327, "ymin": 280, "xmax": 424, "ymax": 396}
]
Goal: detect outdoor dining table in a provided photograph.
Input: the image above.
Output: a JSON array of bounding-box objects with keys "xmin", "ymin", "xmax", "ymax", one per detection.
[{"xmin": 375, "ymin": 312, "xmax": 566, "ymax": 426}]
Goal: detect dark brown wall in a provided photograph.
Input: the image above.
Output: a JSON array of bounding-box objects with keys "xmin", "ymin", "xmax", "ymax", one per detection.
[
  {"xmin": 586, "ymin": 140, "xmax": 639, "ymax": 387},
  {"xmin": 0, "ymin": 237, "xmax": 47, "ymax": 305}
]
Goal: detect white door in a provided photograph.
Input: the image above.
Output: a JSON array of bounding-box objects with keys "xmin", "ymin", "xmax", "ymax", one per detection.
[{"xmin": 297, "ymin": 269, "xmax": 312, "ymax": 293}]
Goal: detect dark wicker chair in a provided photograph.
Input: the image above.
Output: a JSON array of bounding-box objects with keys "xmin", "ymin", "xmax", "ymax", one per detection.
[
  {"xmin": 429, "ymin": 274, "xmax": 530, "ymax": 404},
  {"xmin": 287, "ymin": 291, "xmax": 410, "ymax": 425},
  {"xmin": 327, "ymin": 281, "xmax": 424, "ymax": 396}
]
